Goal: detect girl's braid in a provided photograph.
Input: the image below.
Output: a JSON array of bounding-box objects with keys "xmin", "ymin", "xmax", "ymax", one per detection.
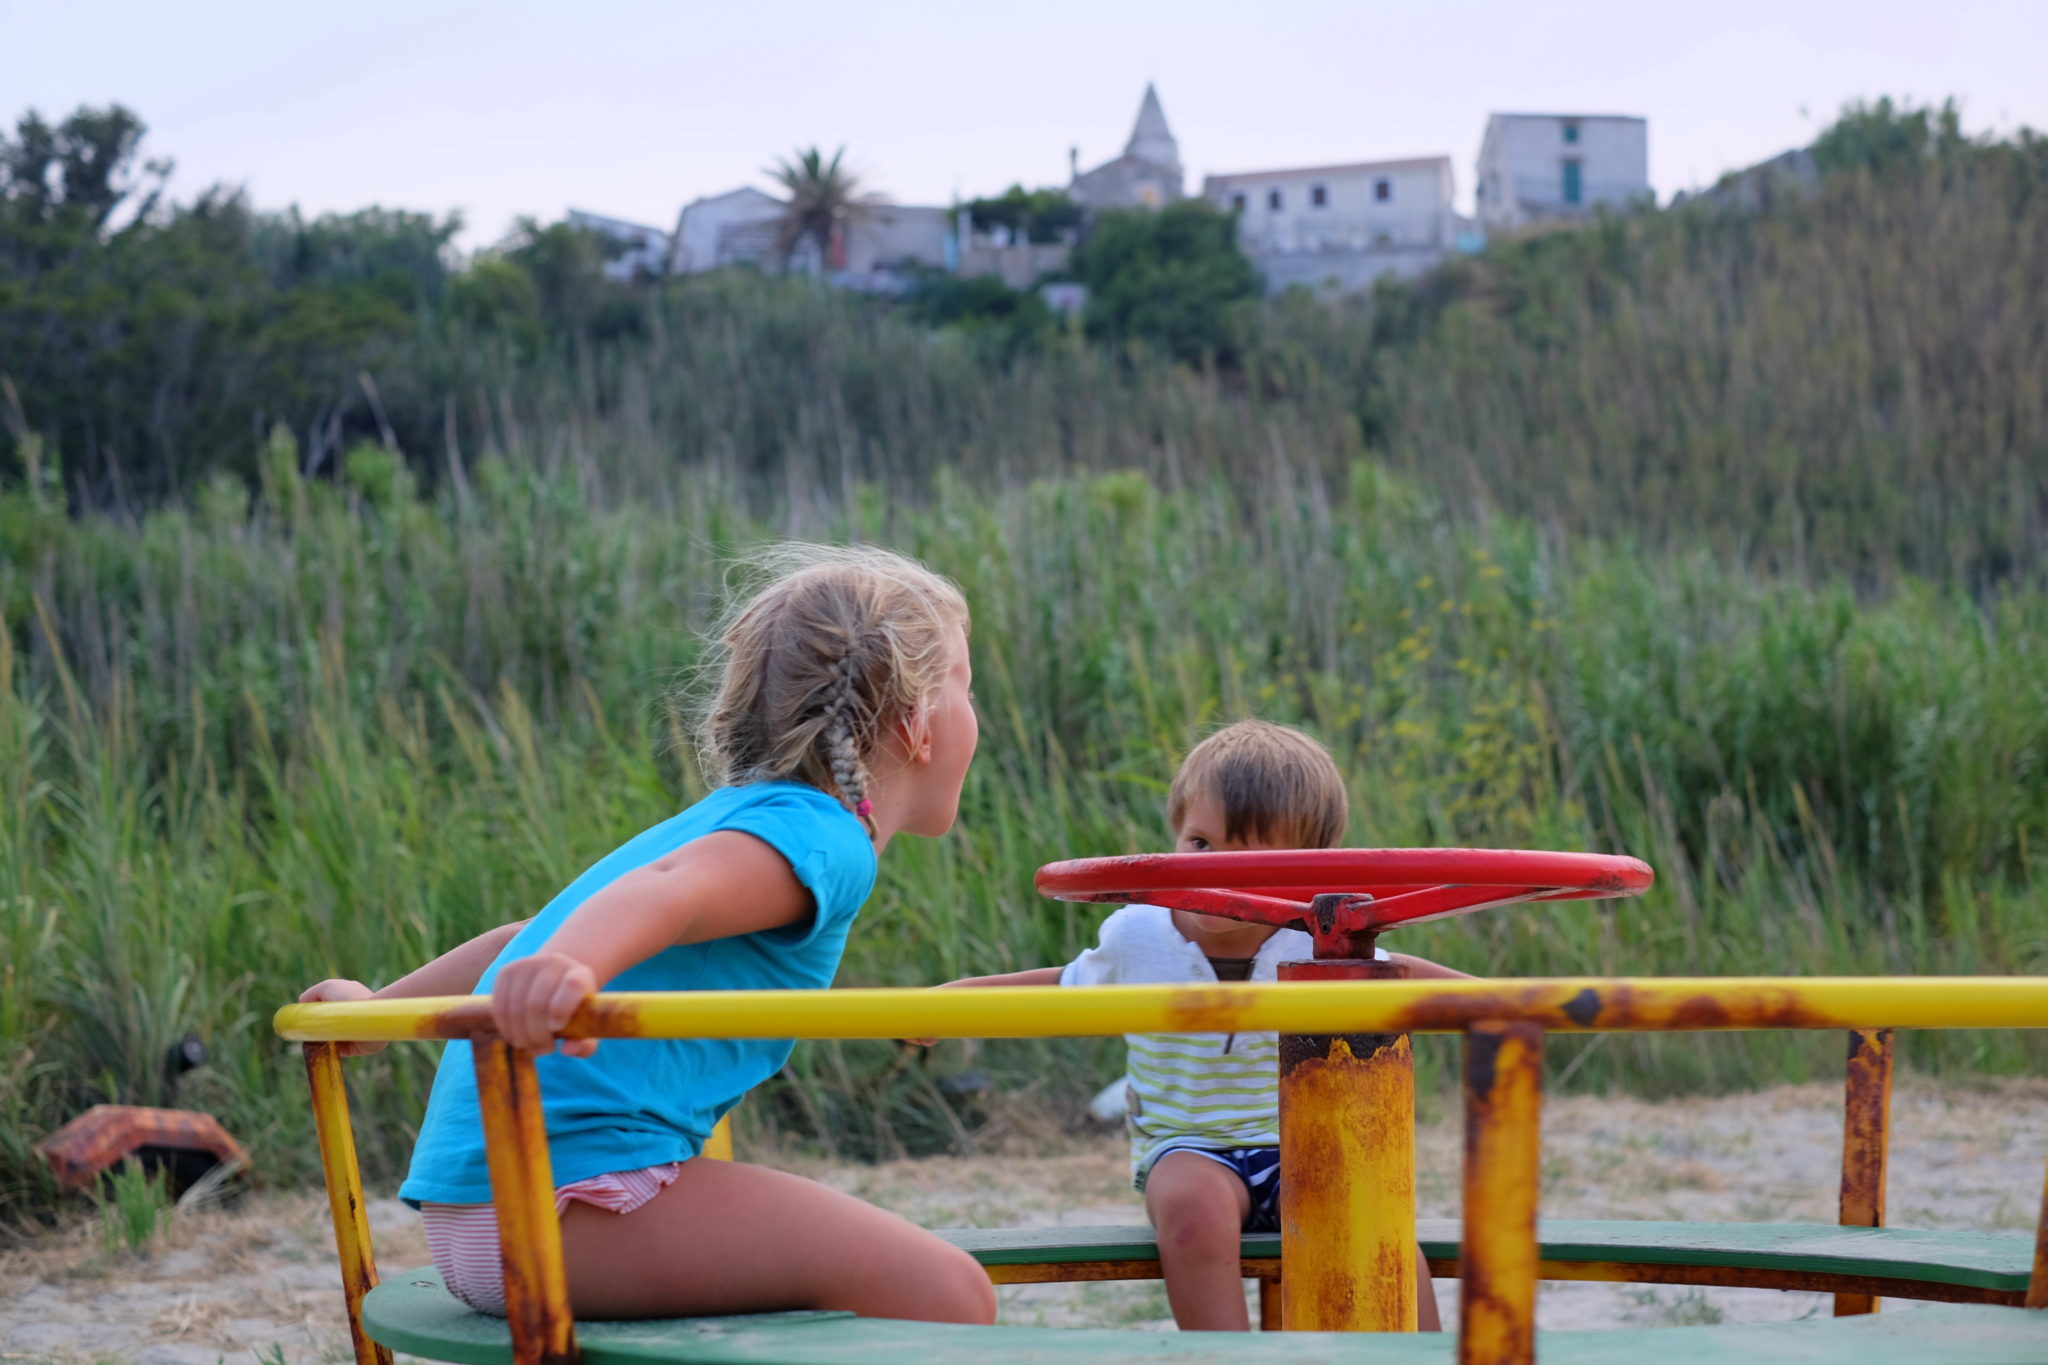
[{"xmin": 821, "ymin": 636, "xmax": 873, "ymax": 830}]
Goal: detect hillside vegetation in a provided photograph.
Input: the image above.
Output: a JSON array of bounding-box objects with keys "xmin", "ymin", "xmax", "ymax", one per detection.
[{"xmin": 1, "ymin": 101, "xmax": 2044, "ymax": 1223}]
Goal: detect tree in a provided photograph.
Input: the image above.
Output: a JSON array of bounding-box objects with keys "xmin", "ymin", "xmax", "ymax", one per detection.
[
  {"xmin": 0, "ymin": 104, "xmax": 167, "ymax": 234},
  {"xmin": 0, "ymin": 105, "xmax": 467, "ymax": 504},
  {"xmin": 963, "ymin": 185, "xmax": 1083, "ymax": 244},
  {"xmin": 1071, "ymin": 201, "xmax": 1261, "ymax": 365},
  {"xmin": 1812, "ymin": 97, "xmax": 1968, "ymax": 178},
  {"xmin": 904, "ymin": 273, "xmax": 1056, "ymax": 358},
  {"xmin": 766, "ymin": 146, "xmax": 876, "ymax": 275},
  {"xmin": 499, "ymin": 217, "xmax": 644, "ymax": 340},
  {"xmin": 250, "ymin": 206, "xmax": 461, "ymax": 302}
]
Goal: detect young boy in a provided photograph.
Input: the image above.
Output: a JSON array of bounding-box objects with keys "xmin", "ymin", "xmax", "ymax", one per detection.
[{"xmin": 935, "ymin": 720, "xmax": 1465, "ymax": 1331}]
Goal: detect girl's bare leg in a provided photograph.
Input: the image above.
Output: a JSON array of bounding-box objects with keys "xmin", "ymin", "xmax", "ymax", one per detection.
[
  {"xmin": 556, "ymin": 1157, "xmax": 996, "ymax": 1324},
  {"xmin": 1144, "ymin": 1152, "xmax": 1253, "ymax": 1331},
  {"xmin": 1416, "ymin": 1245, "xmax": 1442, "ymax": 1331}
]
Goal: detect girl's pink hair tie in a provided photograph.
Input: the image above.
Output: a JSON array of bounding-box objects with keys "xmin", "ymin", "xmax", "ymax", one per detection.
[{"xmin": 855, "ymin": 799, "xmax": 873, "ymax": 818}]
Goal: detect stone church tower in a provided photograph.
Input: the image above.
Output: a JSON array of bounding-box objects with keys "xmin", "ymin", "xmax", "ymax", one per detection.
[{"xmin": 1069, "ymin": 84, "xmax": 1185, "ymax": 211}]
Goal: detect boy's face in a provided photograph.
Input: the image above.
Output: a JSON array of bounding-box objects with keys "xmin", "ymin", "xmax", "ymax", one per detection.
[
  {"xmin": 1172, "ymin": 789, "xmax": 1290, "ymax": 945},
  {"xmin": 1174, "ymin": 789, "xmax": 1280, "ymax": 855}
]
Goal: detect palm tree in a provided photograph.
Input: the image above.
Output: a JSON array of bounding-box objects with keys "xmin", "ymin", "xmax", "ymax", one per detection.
[{"xmin": 766, "ymin": 146, "xmax": 876, "ymax": 276}]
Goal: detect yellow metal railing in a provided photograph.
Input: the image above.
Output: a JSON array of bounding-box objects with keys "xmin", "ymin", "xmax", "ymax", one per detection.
[
  {"xmin": 277, "ymin": 977, "xmax": 2048, "ymax": 1365},
  {"xmin": 276, "ymin": 977, "xmax": 2048, "ymax": 1045}
]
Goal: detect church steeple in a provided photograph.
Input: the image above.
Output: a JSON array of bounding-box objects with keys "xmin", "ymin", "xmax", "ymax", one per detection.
[{"xmin": 1123, "ymin": 83, "xmax": 1180, "ymax": 171}]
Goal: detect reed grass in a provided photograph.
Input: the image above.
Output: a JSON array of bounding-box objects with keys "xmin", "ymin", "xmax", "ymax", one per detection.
[
  {"xmin": 1349, "ymin": 147, "xmax": 2048, "ymax": 589},
  {"xmin": 3, "ymin": 449, "xmax": 2042, "ymax": 1218}
]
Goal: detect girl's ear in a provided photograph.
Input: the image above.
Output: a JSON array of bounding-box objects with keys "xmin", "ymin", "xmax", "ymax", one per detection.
[{"xmin": 898, "ymin": 708, "xmax": 933, "ymax": 763}]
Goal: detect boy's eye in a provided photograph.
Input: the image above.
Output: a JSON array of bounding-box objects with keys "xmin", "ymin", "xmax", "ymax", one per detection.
[{"xmin": 1188, "ymin": 837, "xmax": 1210, "ymax": 851}]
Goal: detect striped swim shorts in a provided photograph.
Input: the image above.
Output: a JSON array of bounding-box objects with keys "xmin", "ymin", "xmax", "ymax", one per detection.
[
  {"xmin": 418, "ymin": 1163, "xmax": 683, "ymax": 1316},
  {"xmin": 1153, "ymin": 1144, "xmax": 1282, "ymax": 1232}
]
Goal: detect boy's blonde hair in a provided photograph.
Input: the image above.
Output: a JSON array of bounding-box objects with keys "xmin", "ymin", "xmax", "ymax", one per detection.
[
  {"xmin": 1167, "ymin": 719, "xmax": 1348, "ymax": 850},
  {"xmin": 695, "ymin": 543, "xmax": 969, "ymax": 822}
]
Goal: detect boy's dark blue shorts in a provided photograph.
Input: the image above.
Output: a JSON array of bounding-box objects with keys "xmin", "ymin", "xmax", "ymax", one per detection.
[{"xmin": 1154, "ymin": 1144, "xmax": 1282, "ymax": 1232}]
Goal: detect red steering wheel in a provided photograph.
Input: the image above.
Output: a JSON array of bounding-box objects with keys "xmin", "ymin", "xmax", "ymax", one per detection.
[{"xmin": 1035, "ymin": 848, "xmax": 1654, "ymax": 958}]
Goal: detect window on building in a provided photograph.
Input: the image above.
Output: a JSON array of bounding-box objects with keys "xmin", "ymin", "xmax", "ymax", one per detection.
[
  {"xmin": 1231, "ymin": 192, "xmax": 1246, "ymax": 213},
  {"xmin": 1562, "ymin": 158, "xmax": 1583, "ymax": 204},
  {"xmin": 1374, "ymin": 178, "xmax": 1392, "ymax": 201},
  {"xmin": 1310, "ymin": 184, "xmax": 1328, "ymax": 208},
  {"xmin": 1563, "ymin": 120, "xmax": 1581, "ymax": 144},
  {"xmin": 1268, "ymin": 189, "xmax": 1283, "ymax": 211}
]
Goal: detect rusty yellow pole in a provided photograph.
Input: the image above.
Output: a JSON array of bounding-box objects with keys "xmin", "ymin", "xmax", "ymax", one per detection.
[
  {"xmin": 304, "ymin": 1043, "xmax": 394, "ymax": 1365},
  {"xmin": 474, "ymin": 1041, "xmax": 578, "ymax": 1365},
  {"xmin": 1278, "ymin": 953, "xmax": 1417, "ymax": 1332},
  {"xmin": 1459, "ymin": 1021, "xmax": 1544, "ymax": 1365},
  {"xmin": 1258, "ymin": 1276, "xmax": 1283, "ymax": 1330},
  {"xmin": 702, "ymin": 1113, "xmax": 735, "ymax": 1162},
  {"xmin": 2027, "ymin": 1153, "xmax": 2048, "ymax": 1311},
  {"xmin": 1835, "ymin": 1027, "xmax": 1894, "ymax": 1316}
]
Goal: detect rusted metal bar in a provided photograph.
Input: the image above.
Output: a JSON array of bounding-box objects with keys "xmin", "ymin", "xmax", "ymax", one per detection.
[
  {"xmin": 1258, "ymin": 1276, "xmax": 1282, "ymax": 1331},
  {"xmin": 1279, "ymin": 949, "xmax": 1417, "ymax": 1332},
  {"xmin": 702, "ymin": 1113, "xmax": 734, "ymax": 1162},
  {"xmin": 992, "ymin": 1253, "xmax": 2025, "ymax": 1305},
  {"xmin": 2028, "ymin": 1152, "xmax": 2048, "ymax": 1310},
  {"xmin": 982, "ymin": 1256, "xmax": 1282, "ymax": 1285},
  {"xmin": 1459, "ymin": 1021, "xmax": 1544, "ymax": 1365},
  {"xmin": 1836, "ymin": 1027, "xmax": 1894, "ymax": 1316},
  {"xmin": 304, "ymin": 1043, "xmax": 394, "ymax": 1365},
  {"xmin": 1503, "ymin": 1260, "xmax": 2023, "ymax": 1305},
  {"xmin": 274, "ymin": 976, "xmax": 2048, "ymax": 1046},
  {"xmin": 474, "ymin": 1041, "xmax": 578, "ymax": 1365}
]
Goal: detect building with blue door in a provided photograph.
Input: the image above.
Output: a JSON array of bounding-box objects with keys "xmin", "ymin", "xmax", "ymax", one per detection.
[{"xmin": 1475, "ymin": 113, "xmax": 1649, "ymax": 233}]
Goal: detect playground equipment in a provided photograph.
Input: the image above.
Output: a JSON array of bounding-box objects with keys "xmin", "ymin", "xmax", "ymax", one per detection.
[{"xmin": 275, "ymin": 848, "xmax": 2048, "ymax": 1364}]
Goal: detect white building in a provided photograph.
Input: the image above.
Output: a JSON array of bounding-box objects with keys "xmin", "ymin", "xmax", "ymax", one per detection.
[
  {"xmin": 669, "ymin": 187, "xmax": 787, "ymax": 274},
  {"xmin": 833, "ymin": 204, "xmax": 953, "ymax": 289},
  {"xmin": 1202, "ymin": 156, "xmax": 1455, "ymax": 293},
  {"xmin": 669, "ymin": 186, "xmax": 951, "ymax": 286},
  {"xmin": 566, "ymin": 210, "xmax": 671, "ymax": 281},
  {"xmin": 1475, "ymin": 114, "xmax": 1649, "ymax": 232}
]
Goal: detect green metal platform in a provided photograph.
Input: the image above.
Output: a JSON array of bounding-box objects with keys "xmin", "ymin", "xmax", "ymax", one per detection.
[
  {"xmin": 361, "ymin": 1218, "xmax": 2044, "ymax": 1364},
  {"xmin": 954, "ymin": 1219, "xmax": 2034, "ymax": 1298},
  {"xmin": 362, "ymin": 1275, "xmax": 2048, "ymax": 1364}
]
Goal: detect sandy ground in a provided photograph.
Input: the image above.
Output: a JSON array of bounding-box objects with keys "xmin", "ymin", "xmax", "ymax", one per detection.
[{"xmin": 4, "ymin": 1077, "xmax": 2043, "ymax": 1364}]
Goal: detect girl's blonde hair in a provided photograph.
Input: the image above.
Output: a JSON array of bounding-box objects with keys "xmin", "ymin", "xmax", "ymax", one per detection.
[{"xmin": 694, "ymin": 543, "xmax": 969, "ymax": 824}]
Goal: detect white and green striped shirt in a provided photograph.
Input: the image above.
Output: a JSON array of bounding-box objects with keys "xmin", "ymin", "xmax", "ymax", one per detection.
[{"xmin": 1059, "ymin": 905, "xmax": 1384, "ymax": 1187}]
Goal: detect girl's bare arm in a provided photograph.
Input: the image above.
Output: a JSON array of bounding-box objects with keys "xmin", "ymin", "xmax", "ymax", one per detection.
[
  {"xmin": 382, "ymin": 920, "xmax": 530, "ymax": 996},
  {"xmin": 492, "ymin": 831, "xmax": 815, "ymax": 1053},
  {"xmin": 298, "ymin": 919, "xmax": 532, "ymax": 1055}
]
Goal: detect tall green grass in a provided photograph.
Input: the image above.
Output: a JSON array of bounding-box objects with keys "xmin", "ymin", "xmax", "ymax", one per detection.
[
  {"xmin": 3, "ymin": 448, "xmax": 2043, "ymax": 1221},
  {"xmin": 1355, "ymin": 144, "xmax": 2048, "ymax": 587}
]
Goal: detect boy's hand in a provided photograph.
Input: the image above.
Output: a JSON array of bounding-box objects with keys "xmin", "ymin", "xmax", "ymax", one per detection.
[
  {"xmin": 491, "ymin": 952, "xmax": 600, "ymax": 1056},
  {"xmin": 903, "ymin": 980, "xmax": 966, "ymax": 1048},
  {"xmin": 297, "ymin": 979, "xmax": 387, "ymax": 1057}
]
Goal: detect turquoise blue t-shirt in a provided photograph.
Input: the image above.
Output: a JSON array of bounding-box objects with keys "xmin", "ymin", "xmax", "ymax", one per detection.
[{"xmin": 398, "ymin": 781, "xmax": 877, "ymax": 1206}]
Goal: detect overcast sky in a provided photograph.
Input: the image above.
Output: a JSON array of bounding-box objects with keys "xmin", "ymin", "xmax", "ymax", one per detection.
[{"xmin": 6, "ymin": 0, "xmax": 2045, "ymax": 247}]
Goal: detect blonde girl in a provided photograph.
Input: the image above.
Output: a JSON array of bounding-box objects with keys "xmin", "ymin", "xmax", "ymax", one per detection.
[{"xmin": 300, "ymin": 544, "xmax": 994, "ymax": 1325}]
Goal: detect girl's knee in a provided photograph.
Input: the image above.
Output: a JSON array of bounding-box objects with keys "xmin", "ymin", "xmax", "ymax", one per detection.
[{"xmin": 927, "ymin": 1243, "xmax": 997, "ymax": 1324}]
